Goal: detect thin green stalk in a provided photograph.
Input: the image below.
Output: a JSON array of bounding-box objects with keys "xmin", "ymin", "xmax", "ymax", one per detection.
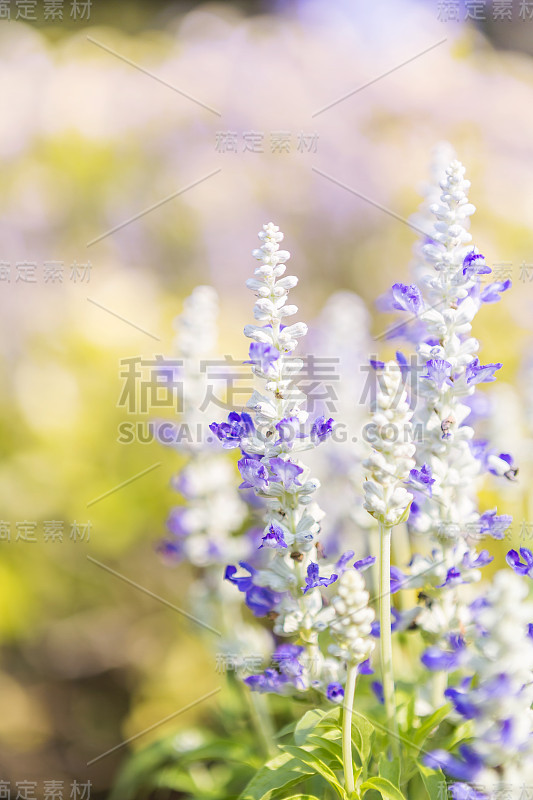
[
  {"xmin": 431, "ymin": 670, "xmax": 448, "ymax": 710},
  {"xmin": 245, "ymin": 686, "xmax": 277, "ymax": 758},
  {"xmin": 342, "ymin": 663, "xmax": 358, "ymax": 796},
  {"xmin": 391, "ymin": 522, "xmax": 411, "ymax": 611},
  {"xmin": 379, "ymin": 522, "xmax": 399, "ymax": 758},
  {"xmin": 222, "ymin": 603, "xmax": 277, "ymax": 759},
  {"xmin": 428, "ymin": 544, "xmax": 451, "ymax": 709}
]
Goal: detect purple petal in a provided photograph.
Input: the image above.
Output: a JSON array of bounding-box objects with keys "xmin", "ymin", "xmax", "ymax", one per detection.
[
  {"xmin": 391, "ymin": 283, "xmax": 423, "ymax": 315},
  {"xmin": 353, "ymin": 555, "xmax": 376, "ymax": 572}
]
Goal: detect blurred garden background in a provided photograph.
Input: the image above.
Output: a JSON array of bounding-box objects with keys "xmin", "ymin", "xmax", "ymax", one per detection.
[{"xmin": 2, "ymin": 0, "xmax": 533, "ymax": 795}]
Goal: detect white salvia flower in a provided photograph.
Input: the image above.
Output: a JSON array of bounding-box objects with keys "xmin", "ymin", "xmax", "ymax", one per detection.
[
  {"xmin": 305, "ymin": 290, "xmax": 374, "ymax": 545},
  {"xmin": 392, "ymin": 159, "xmax": 512, "ymax": 659},
  {"xmin": 168, "ymin": 459, "xmax": 248, "ymax": 568},
  {"xmin": 174, "ymin": 284, "xmax": 218, "ymax": 359},
  {"xmin": 358, "ymin": 160, "xmax": 511, "ymax": 747},
  {"xmin": 243, "ymin": 222, "xmax": 309, "ymax": 433},
  {"xmin": 406, "ymin": 543, "xmax": 486, "ymax": 645},
  {"xmin": 410, "ymin": 141, "xmax": 458, "ymax": 289},
  {"xmin": 361, "ymin": 363, "xmax": 416, "ymax": 744},
  {"xmin": 363, "ymin": 360, "xmax": 415, "ymax": 527},
  {"xmin": 157, "ymin": 287, "xmax": 270, "ymax": 697},
  {"xmin": 428, "ymin": 571, "xmax": 533, "ymax": 797},
  {"xmin": 172, "ymin": 285, "xmax": 219, "ymax": 424},
  {"xmin": 411, "ymin": 142, "xmax": 458, "ymax": 238},
  {"xmin": 159, "ymin": 286, "xmax": 247, "ymax": 570},
  {"xmin": 329, "ymin": 570, "xmax": 375, "ymax": 666},
  {"xmin": 472, "ymin": 586, "xmax": 533, "ymax": 794},
  {"xmin": 217, "ymin": 224, "xmax": 353, "ymax": 699},
  {"xmin": 409, "ymin": 162, "xmax": 490, "ymax": 545}
]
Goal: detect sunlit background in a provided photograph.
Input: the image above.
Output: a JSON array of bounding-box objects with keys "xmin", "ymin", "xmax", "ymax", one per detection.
[{"xmin": 2, "ymin": 0, "xmax": 533, "ymax": 795}]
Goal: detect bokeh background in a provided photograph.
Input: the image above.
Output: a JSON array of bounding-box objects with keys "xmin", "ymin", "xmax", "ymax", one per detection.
[{"xmin": 2, "ymin": 0, "xmax": 533, "ymax": 795}]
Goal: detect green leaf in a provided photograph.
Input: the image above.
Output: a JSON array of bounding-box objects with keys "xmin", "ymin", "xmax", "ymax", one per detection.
[
  {"xmin": 418, "ymin": 763, "xmax": 447, "ymax": 800},
  {"xmin": 107, "ymin": 736, "xmax": 182, "ymax": 800},
  {"xmin": 282, "ymin": 745, "xmax": 347, "ymax": 799},
  {"xmin": 154, "ymin": 767, "xmax": 203, "ymax": 795},
  {"xmin": 411, "ymin": 704, "xmax": 451, "ymax": 749},
  {"xmin": 305, "ymin": 734, "xmax": 344, "ymax": 766},
  {"xmin": 294, "ymin": 709, "xmax": 327, "ymax": 745},
  {"xmin": 239, "ymin": 750, "xmax": 314, "ymax": 800},
  {"xmin": 315, "ymin": 707, "xmax": 342, "ymax": 729},
  {"xmin": 360, "ymin": 776, "xmax": 407, "ymax": 800},
  {"xmin": 111, "ymin": 734, "xmax": 256, "ymax": 800},
  {"xmin": 178, "ymin": 738, "xmax": 256, "ymax": 765},
  {"xmin": 378, "ymin": 754, "xmax": 401, "ymax": 787},
  {"xmin": 314, "ymin": 726, "xmax": 343, "ymax": 742},
  {"xmin": 283, "ymin": 796, "xmax": 322, "ymax": 800},
  {"xmin": 405, "ymin": 693, "xmax": 416, "ymax": 733},
  {"xmin": 275, "ymin": 719, "xmax": 298, "ymax": 739},
  {"xmin": 350, "ymin": 711, "xmax": 375, "ymax": 768},
  {"xmin": 315, "ymin": 721, "xmax": 342, "ymax": 741}
]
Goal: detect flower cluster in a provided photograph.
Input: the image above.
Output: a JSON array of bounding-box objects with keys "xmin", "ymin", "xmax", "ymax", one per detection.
[
  {"xmin": 157, "ymin": 286, "xmax": 248, "ymax": 568},
  {"xmin": 148, "ymin": 153, "xmax": 532, "ymax": 800},
  {"xmin": 403, "ymin": 161, "xmax": 511, "ymax": 546},
  {"xmin": 425, "ymin": 570, "xmax": 533, "ymax": 798},
  {"xmin": 383, "ymin": 160, "xmax": 512, "ymax": 652},
  {"xmin": 407, "ymin": 541, "xmax": 492, "ymax": 642},
  {"xmin": 328, "ymin": 568, "xmax": 375, "ymax": 667},
  {"xmin": 409, "ymin": 141, "xmax": 458, "ymax": 288},
  {"xmin": 366, "ymin": 157, "xmax": 518, "ymax": 724},
  {"xmin": 363, "ymin": 359, "xmax": 415, "ymax": 527},
  {"xmin": 216, "ymin": 224, "xmax": 375, "ymax": 699}
]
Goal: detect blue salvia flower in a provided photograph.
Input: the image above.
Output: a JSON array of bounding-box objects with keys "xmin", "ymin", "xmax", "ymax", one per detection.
[
  {"xmin": 326, "ymin": 682, "xmax": 345, "ymax": 703},
  {"xmin": 380, "ymin": 157, "xmax": 514, "ymax": 710},
  {"xmin": 259, "ymin": 522, "xmax": 288, "ymax": 550},
  {"xmin": 387, "ymin": 160, "xmax": 512, "ymax": 551},
  {"xmin": 215, "ymin": 223, "xmax": 375, "ymax": 699},
  {"xmin": 302, "ymin": 562, "xmax": 338, "ymax": 593},
  {"xmin": 156, "ymin": 287, "xmax": 248, "ymax": 568},
  {"xmin": 155, "ymin": 288, "xmax": 277, "ymax": 682},
  {"xmin": 424, "ymin": 571, "xmax": 533, "ymax": 796},
  {"xmin": 209, "ymin": 411, "xmax": 254, "ymax": 449},
  {"xmin": 224, "ymin": 563, "xmax": 281, "ymax": 617},
  {"xmin": 506, "ymin": 547, "xmax": 533, "ymax": 578}
]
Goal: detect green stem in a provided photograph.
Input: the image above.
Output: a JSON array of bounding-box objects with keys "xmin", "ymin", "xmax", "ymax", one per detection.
[
  {"xmin": 391, "ymin": 523, "xmax": 411, "ymax": 610},
  {"xmin": 245, "ymin": 686, "xmax": 277, "ymax": 758},
  {"xmin": 342, "ymin": 664, "xmax": 358, "ymax": 796},
  {"xmin": 222, "ymin": 603, "xmax": 277, "ymax": 759},
  {"xmin": 379, "ymin": 522, "xmax": 399, "ymax": 758},
  {"xmin": 431, "ymin": 670, "xmax": 448, "ymax": 710}
]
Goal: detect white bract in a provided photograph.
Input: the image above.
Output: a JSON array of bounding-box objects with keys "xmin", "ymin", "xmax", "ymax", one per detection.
[
  {"xmin": 219, "ymin": 224, "xmax": 375, "ymax": 701},
  {"xmin": 363, "ymin": 361, "xmax": 415, "ymax": 527},
  {"xmin": 410, "ymin": 162, "xmax": 497, "ymax": 542},
  {"xmin": 160, "ymin": 286, "xmax": 248, "ymax": 568},
  {"xmin": 329, "ymin": 570, "xmax": 375, "ymax": 666}
]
